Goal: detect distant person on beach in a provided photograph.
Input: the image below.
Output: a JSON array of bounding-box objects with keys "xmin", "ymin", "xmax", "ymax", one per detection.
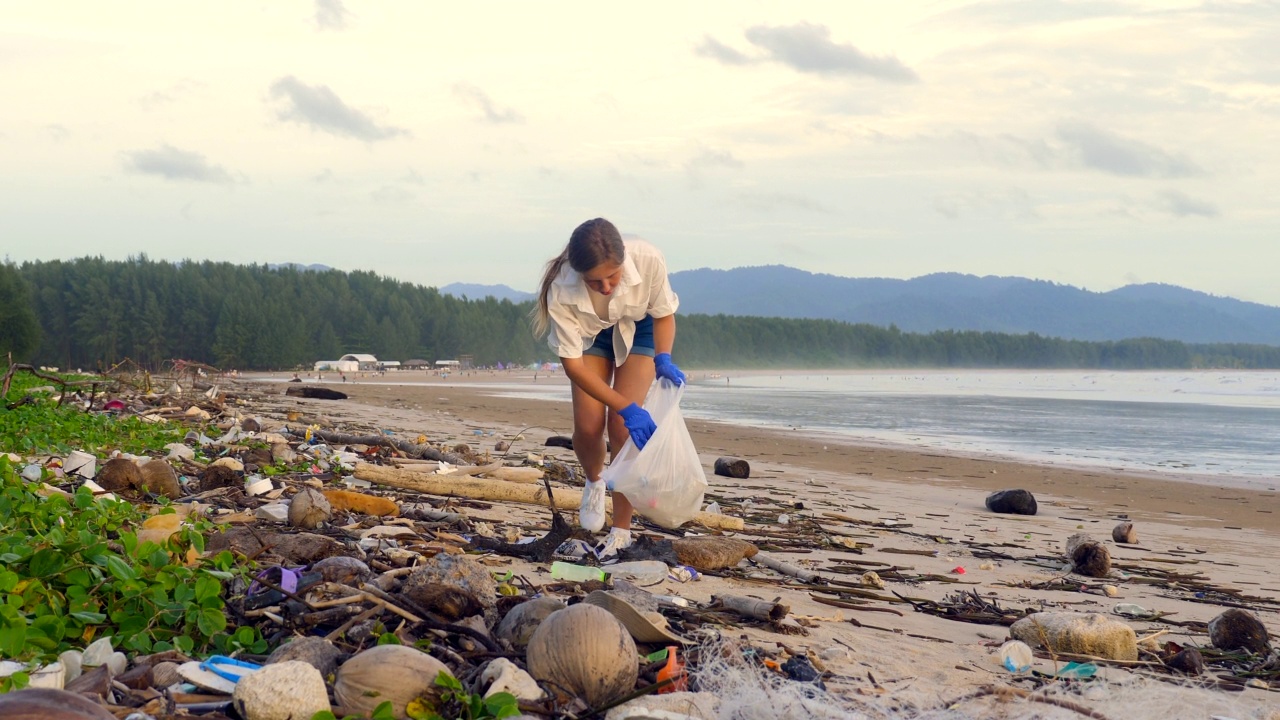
[{"xmin": 532, "ymin": 217, "xmax": 685, "ymax": 558}]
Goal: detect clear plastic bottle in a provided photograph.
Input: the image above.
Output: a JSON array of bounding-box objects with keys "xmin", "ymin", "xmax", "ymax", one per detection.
[{"xmin": 606, "ymin": 561, "xmax": 669, "ymax": 586}]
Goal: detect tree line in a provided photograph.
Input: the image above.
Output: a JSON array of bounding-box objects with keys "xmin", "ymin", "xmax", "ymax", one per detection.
[{"xmin": 3, "ymin": 257, "xmax": 1279, "ymax": 371}]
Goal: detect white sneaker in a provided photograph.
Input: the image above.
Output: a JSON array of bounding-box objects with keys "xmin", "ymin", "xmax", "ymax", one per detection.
[
  {"xmin": 579, "ymin": 480, "xmax": 607, "ymax": 532},
  {"xmin": 595, "ymin": 527, "xmax": 633, "ymax": 560}
]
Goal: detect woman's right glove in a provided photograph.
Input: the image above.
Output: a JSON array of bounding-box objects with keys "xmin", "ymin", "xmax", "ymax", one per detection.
[{"xmin": 617, "ymin": 403, "xmax": 656, "ymax": 450}]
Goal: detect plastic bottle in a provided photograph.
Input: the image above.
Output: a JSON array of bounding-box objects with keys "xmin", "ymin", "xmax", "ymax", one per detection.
[
  {"xmin": 656, "ymin": 646, "xmax": 687, "ymax": 693},
  {"xmin": 549, "ymin": 562, "xmax": 607, "ymax": 583},
  {"xmin": 999, "ymin": 640, "xmax": 1033, "ymax": 673},
  {"xmin": 606, "ymin": 561, "xmax": 669, "ymax": 586}
]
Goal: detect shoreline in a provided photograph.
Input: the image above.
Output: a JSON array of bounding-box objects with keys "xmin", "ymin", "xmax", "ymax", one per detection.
[{"xmin": 256, "ymin": 371, "xmax": 1280, "ymax": 535}]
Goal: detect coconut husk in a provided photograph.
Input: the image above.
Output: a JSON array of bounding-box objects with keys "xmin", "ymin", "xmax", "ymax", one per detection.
[
  {"xmin": 138, "ymin": 459, "xmax": 183, "ymax": 499},
  {"xmin": 199, "ymin": 464, "xmax": 240, "ymax": 492},
  {"xmin": 672, "ymin": 536, "xmax": 759, "ymax": 572},
  {"xmin": 96, "ymin": 458, "xmax": 142, "ymax": 492}
]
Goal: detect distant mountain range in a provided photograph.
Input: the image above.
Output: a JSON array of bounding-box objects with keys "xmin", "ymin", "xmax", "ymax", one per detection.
[
  {"xmin": 669, "ymin": 267, "xmax": 1280, "ymax": 346},
  {"xmin": 447, "ymin": 268, "xmax": 1280, "ymax": 346},
  {"xmin": 440, "ymin": 283, "xmax": 535, "ymax": 302}
]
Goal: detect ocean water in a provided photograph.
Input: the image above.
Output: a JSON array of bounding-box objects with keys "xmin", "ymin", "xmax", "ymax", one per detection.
[{"xmin": 487, "ymin": 370, "xmax": 1280, "ymax": 490}]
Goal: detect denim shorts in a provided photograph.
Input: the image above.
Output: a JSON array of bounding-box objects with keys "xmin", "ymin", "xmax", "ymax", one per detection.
[{"xmin": 584, "ymin": 315, "xmax": 655, "ymax": 361}]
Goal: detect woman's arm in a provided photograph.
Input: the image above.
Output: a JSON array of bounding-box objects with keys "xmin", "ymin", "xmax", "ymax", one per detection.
[
  {"xmin": 561, "ymin": 356, "xmax": 632, "ymax": 411},
  {"xmin": 652, "ymin": 313, "xmax": 676, "ymax": 356}
]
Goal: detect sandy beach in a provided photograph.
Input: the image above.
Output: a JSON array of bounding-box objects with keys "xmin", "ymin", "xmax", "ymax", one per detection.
[{"xmin": 245, "ymin": 370, "xmax": 1280, "ymax": 717}]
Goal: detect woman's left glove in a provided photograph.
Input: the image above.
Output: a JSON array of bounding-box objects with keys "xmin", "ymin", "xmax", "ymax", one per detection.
[{"xmin": 654, "ymin": 353, "xmax": 686, "ymax": 385}]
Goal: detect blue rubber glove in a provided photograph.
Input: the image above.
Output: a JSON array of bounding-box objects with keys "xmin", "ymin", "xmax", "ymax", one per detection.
[
  {"xmin": 617, "ymin": 403, "xmax": 657, "ymax": 450},
  {"xmin": 654, "ymin": 353, "xmax": 685, "ymax": 386}
]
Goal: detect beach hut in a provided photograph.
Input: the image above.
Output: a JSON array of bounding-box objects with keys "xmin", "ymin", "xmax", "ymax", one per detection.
[
  {"xmin": 339, "ymin": 353, "xmax": 379, "ymax": 371},
  {"xmin": 378, "ymin": 361, "xmax": 401, "ymax": 371}
]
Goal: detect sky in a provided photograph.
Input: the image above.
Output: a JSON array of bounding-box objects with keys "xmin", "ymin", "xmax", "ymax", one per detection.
[{"xmin": 4, "ymin": 1, "xmax": 1279, "ymax": 305}]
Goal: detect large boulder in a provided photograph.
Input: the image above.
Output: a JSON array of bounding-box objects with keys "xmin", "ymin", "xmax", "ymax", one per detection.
[{"xmin": 1010, "ymin": 612, "xmax": 1137, "ymax": 661}]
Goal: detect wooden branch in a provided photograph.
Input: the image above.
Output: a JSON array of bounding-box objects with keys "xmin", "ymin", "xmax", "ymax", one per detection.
[
  {"xmin": 300, "ymin": 428, "xmax": 466, "ymax": 464},
  {"xmin": 354, "ymin": 463, "xmax": 744, "ymax": 531},
  {"xmin": 470, "ymin": 478, "xmax": 581, "ymax": 563},
  {"xmin": 1, "ymin": 363, "xmax": 113, "ymax": 408}
]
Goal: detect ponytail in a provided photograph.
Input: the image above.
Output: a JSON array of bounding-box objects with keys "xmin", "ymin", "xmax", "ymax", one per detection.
[{"xmin": 531, "ymin": 248, "xmax": 569, "ymax": 338}]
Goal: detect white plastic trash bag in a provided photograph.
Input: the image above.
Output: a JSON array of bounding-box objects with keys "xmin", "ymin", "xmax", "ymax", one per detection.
[{"xmin": 602, "ymin": 379, "xmax": 707, "ymax": 528}]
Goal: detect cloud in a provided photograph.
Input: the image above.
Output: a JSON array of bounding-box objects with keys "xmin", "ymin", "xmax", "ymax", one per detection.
[
  {"xmin": 694, "ymin": 36, "xmax": 752, "ymax": 65},
  {"xmin": 933, "ymin": 0, "xmax": 1135, "ymax": 27},
  {"xmin": 1156, "ymin": 189, "xmax": 1219, "ymax": 217},
  {"xmin": 123, "ymin": 145, "xmax": 234, "ymax": 184},
  {"xmin": 269, "ymin": 76, "xmax": 407, "ymax": 141},
  {"xmin": 687, "ymin": 148, "xmax": 743, "ymax": 171},
  {"xmin": 736, "ymin": 191, "xmax": 829, "ymax": 213},
  {"xmin": 1056, "ymin": 122, "xmax": 1202, "ymax": 178},
  {"xmin": 137, "ymin": 78, "xmax": 206, "ymax": 109},
  {"xmin": 452, "ymin": 83, "xmax": 524, "ymax": 124},
  {"xmin": 933, "ymin": 188, "xmax": 1039, "ymax": 220},
  {"xmin": 314, "ymin": 0, "xmax": 352, "ymax": 30},
  {"xmin": 684, "ymin": 148, "xmax": 743, "ymax": 188},
  {"xmin": 699, "ymin": 23, "xmax": 918, "ymax": 83}
]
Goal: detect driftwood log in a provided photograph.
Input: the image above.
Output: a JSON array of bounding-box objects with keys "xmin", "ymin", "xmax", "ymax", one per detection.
[
  {"xmin": 392, "ymin": 461, "xmax": 544, "ymax": 484},
  {"xmin": 296, "ymin": 429, "xmax": 467, "ymax": 464},
  {"xmin": 712, "ymin": 595, "xmax": 789, "ymax": 622},
  {"xmin": 714, "ymin": 456, "xmax": 751, "ymax": 479},
  {"xmin": 353, "ymin": 463, "xmax": 744, "ymax": 531}
]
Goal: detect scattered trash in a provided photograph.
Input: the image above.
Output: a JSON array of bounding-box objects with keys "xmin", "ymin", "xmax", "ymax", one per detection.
[{"xmin": 999, "ymin": 639, "xmax": 1033, "ymax": 672}]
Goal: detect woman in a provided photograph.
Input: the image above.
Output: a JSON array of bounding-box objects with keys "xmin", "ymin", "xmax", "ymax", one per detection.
[{"xmin": 532, "ymin": 218, "xmax": 686, "ymax": 558}]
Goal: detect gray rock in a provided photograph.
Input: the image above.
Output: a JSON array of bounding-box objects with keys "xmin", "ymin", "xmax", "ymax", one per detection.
[
  {"xmin": 232, "ymin": 661, "xmax": 329, "ymax": 720},
  {"xmin": 266, "ymin": 636, "xmax": 343, "ymax": 677},
  {"xmin": 1010, "ymin": 612, "xmax": 1137, "ymax": 661},
  {"xmin": 402, "ymin": 553, "xmax": 498, "ymax": 614}
]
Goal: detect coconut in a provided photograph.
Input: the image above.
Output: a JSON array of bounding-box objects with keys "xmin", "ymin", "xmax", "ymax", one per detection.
[
  {"xmin": 1208, "ymin": 608, "xmax": 1271, "ymax": 654},
  {"xmin": 138, "ymin": 459, "xmax": 183, "ymax": 499},
  {"xmin": 496, "ymin": 596, "xmax": 567, "ymax": 650},
  {"xmin": 1112, "ymin": 522, "xmax": 1138, "ymax": 544},
  {"xmin": 1065, "ymin": 533, "xmax": 1111, "ymax": 578},
  {"xmin": 96, "ymin": 458, "xmax": 142, "ymax": 492},
  {"xmin": 289, "ymin": 487, "xmax": 332, "ymax": 529},
  {"xmin": 526, "ymin": 603, "xmax": 638, "ymax": 707},
  {"xmin": 335, "ymin": 645, "xmax": 452, "ymax": 719}
]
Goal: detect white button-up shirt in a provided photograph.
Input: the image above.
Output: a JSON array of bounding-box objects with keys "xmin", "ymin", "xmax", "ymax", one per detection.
[{"xmin": 546, "ymin": 239, "xmax": 680, "ymax": 366}]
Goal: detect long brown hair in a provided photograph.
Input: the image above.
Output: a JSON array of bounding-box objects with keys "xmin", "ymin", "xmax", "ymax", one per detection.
[{"xmin": 531, "ymin": 218, "xmax": 626, "ymax": 337}]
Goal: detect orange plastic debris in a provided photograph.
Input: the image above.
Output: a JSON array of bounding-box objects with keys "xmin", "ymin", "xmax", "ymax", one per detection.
[
  {"xmin": 322, "ymin": 489, "xmax": 400, "ymax": 517},
  {"xmin": 657, "ymin": 645, "xmax": 687, "ymax": 693}
]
